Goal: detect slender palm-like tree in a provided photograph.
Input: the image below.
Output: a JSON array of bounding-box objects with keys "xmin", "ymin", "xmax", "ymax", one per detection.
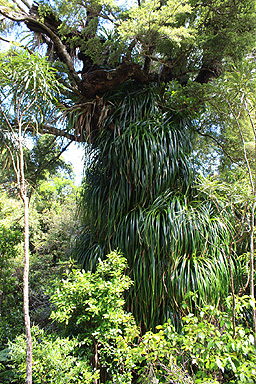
[
  {"xmin": 0, "ymin": 49, "xmax": 61, "ymax": 384},
  {"xmin": 76, "ymin": 85, "xmax": 241, "ymax": 330}
]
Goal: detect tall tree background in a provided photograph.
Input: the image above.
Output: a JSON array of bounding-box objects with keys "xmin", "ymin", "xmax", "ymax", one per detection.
[{"xmin": 1, "ymin": 0, "xmax": 256, "ymax": 330}]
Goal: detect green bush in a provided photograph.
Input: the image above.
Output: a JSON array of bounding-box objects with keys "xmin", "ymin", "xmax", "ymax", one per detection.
[
  {"xmin": 0, "ymin": 223, "xmax": 23, "ymax": 346},
  {"xmin": 9, "ymin": 326, "xmax": 98, "ymax": 383},
  {"xmin": 6, "ymin": 251, "xmax": 256, "ymax": 384},
  {"xmin": 50, "ymin": 250, "xmax": 138, "ymax": 383},
  {"xmin": 9, "ymin": 251, "xmax": 138, "ymax": 383},
  {"xmin": 129, "ymin": 295, "xmax": 256, "ymax": 384}
]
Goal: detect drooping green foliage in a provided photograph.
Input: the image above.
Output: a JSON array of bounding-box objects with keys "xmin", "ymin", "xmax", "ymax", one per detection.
[
  {"xmin": 0, "ymin": 49, "xmax": 60, "ymax": 107},
  {"xmin": 76, "ymin": 85, "xmax": 240, "ymax": 330}
]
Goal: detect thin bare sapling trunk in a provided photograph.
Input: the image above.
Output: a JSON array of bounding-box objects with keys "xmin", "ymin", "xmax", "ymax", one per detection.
[
  {"xmin": 0, "ymin": 101, "xmax": 34, "ymax": 383},
  {"xmin": 244, "ymin": 96, "xmax": 256, "ymax": 337},
  {"xmin": 250, "ymin": 201, "xmax": 256, "ymax": 337},
  {"xmin": 12, "ymin": 106, "xmax": 33, "ymax": 383},
  {"xmin": 230, "ymin": 95, "xmax": 256, "ymax": 337},
  {"xmin": 18, "ymin": 133, "xmax": 32, "ymax": 384}
]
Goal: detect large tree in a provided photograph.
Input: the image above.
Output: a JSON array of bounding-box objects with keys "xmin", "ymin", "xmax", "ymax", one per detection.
[
  {"xmin": 1, "ymin": 0, "xmax": 256, "ymax": 330},
  {"xmin": 0, "ymin": 0, "xmax": 255, "ymax": 140}
]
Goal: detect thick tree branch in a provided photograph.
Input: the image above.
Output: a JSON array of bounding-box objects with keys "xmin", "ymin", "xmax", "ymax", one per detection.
[
  {"xmin": 41, "ymin": 124, "xmax": 83, "ymax": 142},
  {"xmin": 0, "ymin": 7, "xmax": 81, "ymax": 88},
  {"xmin": 0, "ymin": 7, "xmax": 26, "ymax": 21},
  {"xmin": 80, "ymin": 62, "xmax": 155, "ymax": 99}
]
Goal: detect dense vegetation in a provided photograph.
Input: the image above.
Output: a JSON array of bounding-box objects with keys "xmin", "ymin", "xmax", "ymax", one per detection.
[{"xmin": 1, "ymin": 0, "xmax": 256, "ymax": 382}]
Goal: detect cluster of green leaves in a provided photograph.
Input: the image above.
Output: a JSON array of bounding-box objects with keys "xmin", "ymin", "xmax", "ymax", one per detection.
[
  {"xmin": 190, "ymin": 59, "xmax": 256, "ymax": 178},
  {"xmin": 0, "ymin": 226, "xmax": 23, "ymax": 346},
  {"xmin": 190, "ymin": 0, "xmax": 256, "ymax": 62},
  {"xmin": 33, "ymin": 172, "xmax": 78, "ymax": 255},
  {"xmin": 9, "ymin": 326, "xmax": 98, "ymax": 384},
  {"xmin": 118, "ymin": 0, "xmax": 193, "ymax": 53},
  {"xmin": 0, "ymin": 173, "xmax": 80, "ymax": 381},
  {"xmin": 6, "ymin": 251, "xmax": 137, "ymax": 383},
  {"xmin": 0, "ymin": 173, "xmax": 78, "ymax": 346},
  {"xmin": 50, "ymin": 250, "xmax": 138, "ymax": 383},
  {"xmin": 51, "ymin": 0, "xmax": 120, "ymax": 28},
  {"xmin": 35, "ymin": 0, "xmax": 125, "ymax": 66},
  {"xmin": 0, "ymin": 131, "xmax": 78, "ymax": 345},
  {"xmin": 130, "ymin": 295, "xmax": 256, "ymax": 384},
  {"xmin": 28, "ymin": 178, "xmax": 79, "ymax": 327},
  {"xmin": 0, "ymin": 49, "xmax": 61, "ymax": 107},
  {"xmin": 15, "ymin": 0, "xmax": 256, "ymax": 88},
  {"xmin": 0, "ymin": 193, "xmax": 24, "ymax": 346}
]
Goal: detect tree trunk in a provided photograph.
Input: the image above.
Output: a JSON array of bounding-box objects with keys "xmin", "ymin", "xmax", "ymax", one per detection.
[
  {"xmin": 19, "ymin": 135, "xmax": 32, "ymax": 384},
  {"xmin": 250, "ymin": 201, "xmax": 256, "ymax": 338},
  {"xmin": 23, "ymin": 193, "xmax": 32, "ymax": 384}
]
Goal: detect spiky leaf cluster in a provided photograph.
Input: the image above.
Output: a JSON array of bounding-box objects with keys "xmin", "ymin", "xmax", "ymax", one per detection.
[{"xmin": 76, "ymin": 85, "xmax": 239, "ymax": 330}]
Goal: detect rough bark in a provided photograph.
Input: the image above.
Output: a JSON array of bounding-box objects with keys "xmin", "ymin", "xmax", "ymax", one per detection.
[{"xmin": 80, "ymin": 62, "xmax": 154, "ymax": 99}]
